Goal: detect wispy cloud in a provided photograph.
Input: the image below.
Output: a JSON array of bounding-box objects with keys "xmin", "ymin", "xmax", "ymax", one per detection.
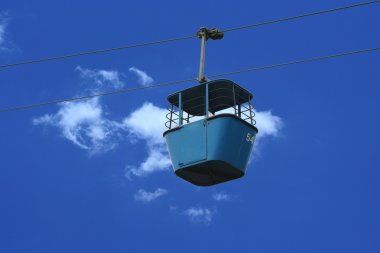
[
  {"xmin": 76, "ymin": 66, "xmax": 125, "ymax": 89},
  {"xmin": 0, "ymin": 12, "xmax": 10, "ymax": 50},
  {"xmin": 134, "ymin": 188, "xmax": 168, "ymax": 202},
  {"xmin": 123, "ymin": 102, "xmax": 167, "ymax": 145},
  {"xmin": 33, "ymin": 98, "xmax": 123, "ymax": 154},
  {"xmin": 123, "ymin": 102, "xmax": 171, "ymax": 178},
  {"xmin": 254, "ymin": 110, "xmax": 283, "ymax": 140},
  {"xmin": 184, "ymin": 207, "xmax": 216, "ymax": 224},
  {"xmin": 126, "ymin": 146, "xmax": 171, "ymax": 178},
  {"xmin": 129, "ymin": 67, "xmax": 154, "ymax": 86},
  {"xmin": 33, "ymin": 67, "xmax": 126, "ymax": 155},
  {"xmin": 0, "ymin": 21, "xmax": 5, "ymax": 48},
  {"xmin": 212, "ymin": 192, "xmax": 233, "ymax": 201},
  {"xmin": 33, "ymin": 67, "xmax": 160, "ymax": 158}
]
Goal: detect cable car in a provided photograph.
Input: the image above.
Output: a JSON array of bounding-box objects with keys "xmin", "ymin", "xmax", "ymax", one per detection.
[
  {"xmin": 163, "ymin": 28, "xmax": 258, "ymax": 186},
  {"xmin": 164, "ymin": 79, "xmax": 258, "ymax": 186}
]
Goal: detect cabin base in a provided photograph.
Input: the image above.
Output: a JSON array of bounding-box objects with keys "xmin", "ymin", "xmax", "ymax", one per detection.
[{"xmin": 175, "ymin": 160, "xmax": 244, "ymax": 186}]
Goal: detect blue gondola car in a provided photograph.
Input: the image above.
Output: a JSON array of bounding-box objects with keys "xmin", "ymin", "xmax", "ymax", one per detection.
[{"xmin": 163, "ymin": 79, "xmax": 258, "ymax": 186}]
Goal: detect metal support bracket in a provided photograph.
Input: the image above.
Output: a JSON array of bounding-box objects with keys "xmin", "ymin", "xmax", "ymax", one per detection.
[{"xmin": 196, "ymin": 27, "xmax": 224, "ymax": 83}]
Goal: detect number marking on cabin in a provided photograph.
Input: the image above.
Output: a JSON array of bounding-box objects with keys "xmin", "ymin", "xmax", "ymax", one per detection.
[{"xmin": 246, "ymin": 133, "xmax": 255, "ymax": 144}]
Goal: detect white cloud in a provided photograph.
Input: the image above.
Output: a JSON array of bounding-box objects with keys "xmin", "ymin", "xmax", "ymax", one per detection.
[
  {"xmin": 33, "ymin": 98, "xmax": 123, "ymax": 154},
  {"xmin": 0, "ymin": 13, "xmax": 9, "ymax": 50},
  {"xmin": 123, "ymin": 102, "xmax": 171, "ymax": 178},
  {"xmin": 0, "ymin": 22, "xmax": 5, "ymax": 47},
  {"xmin": 129, "ymin": 67, "xmax": 154, "ymax": 86},
  {"xmin": 76, "ymin": 66, "xmax": 125, "ymax": 89},
  {"xmin": 33, "ymin": 66, "xmax": 130, "ymax": 154},
  {"xmin": 126, "ymin": 146, "xmax": 171, "ymax": 178},
  {"xmin": 134, "ymin": 188, "xmax": 168, "ymax": 202},
  {"xmin": 254, "ymin": 110, "xmax": 283, "ymax": 140},
  {"xmin": 184, "ymin": 207, "xmax": 215, "ymax": 223},
  {"xmin": 123, "ymin": 102, "xmax": 167, "ymax": 145},
  {"xmin": 212, "ymin": 192, "xmax": 232, "ymax": 201}
]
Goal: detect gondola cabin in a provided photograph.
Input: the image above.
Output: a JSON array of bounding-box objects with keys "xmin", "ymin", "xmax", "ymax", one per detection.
[{"xmin": 163, "ymin": 79, "xmax": 258, "ymax": 186}]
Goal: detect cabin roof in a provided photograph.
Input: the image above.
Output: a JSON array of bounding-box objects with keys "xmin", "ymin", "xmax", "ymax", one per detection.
[{"xmin": 167, "ymin": 79, "xmax": 253, "ymax": 116}]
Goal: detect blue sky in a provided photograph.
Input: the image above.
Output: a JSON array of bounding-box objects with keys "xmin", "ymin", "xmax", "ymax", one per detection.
[{"xmin": 0, "ymin": 0, "xmax": 380, "ymax": 252}]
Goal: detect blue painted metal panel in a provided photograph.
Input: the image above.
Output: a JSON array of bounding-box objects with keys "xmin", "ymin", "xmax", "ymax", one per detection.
[
  {"xmin": 165, "ymin": 119, "xmax": 207, "ymax": 169},
  {"xmin": 207, "ymin": 115, "xmax": 256, "ymax": 173},
  {"xmin": 164, "ymin": 114, "xmax": 257, "ymax": 185}
]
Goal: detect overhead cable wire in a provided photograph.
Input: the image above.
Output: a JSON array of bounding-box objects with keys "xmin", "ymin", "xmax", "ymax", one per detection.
[
  {"xmin": 221, "ymin": 0, "xmax": 380, "ymax": 33},
  {"xmin": 0, "ymin": 0, "xmax": 379, "ymax": 69},
  {"xmin": 208, "ymin": 47, "xmax": 380, "ymax": 78},
  {"xmin": 0, "ymin": 35, "xmax": 197, "ymax": 69},
  {"xmin": 0, "ymin": 46, "xmax": 379, "ymax": 113}
]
